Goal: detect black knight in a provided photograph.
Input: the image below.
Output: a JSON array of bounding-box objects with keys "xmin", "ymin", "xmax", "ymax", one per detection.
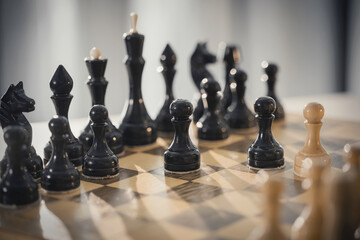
[{"xmin": 0, "ymin": 82, "xmax": 43, "ymax": 179}]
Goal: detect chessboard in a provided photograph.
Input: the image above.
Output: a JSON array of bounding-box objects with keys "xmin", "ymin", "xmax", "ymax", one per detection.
[{"xmin": 0, "ymin": 114, "xmax": 359, "ymax": 240}]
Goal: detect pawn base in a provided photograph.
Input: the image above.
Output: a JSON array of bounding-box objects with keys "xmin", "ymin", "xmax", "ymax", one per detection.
[
  {"xmin": 82, "ymin": 172, "xmax": 119, "ymax": 180},
  {"xmin": 164, "ymin": 168, "xmax": 200, "ymax": 175},
  {"xmin": 164, "ymin": 149, "xmax": 200, "ymax": 172},
  {"xmin": 248, "ymin": 162, "xmax": 286, "ymax": 171},
  {"xmin": 293, "ymin": 152, "xmax": 331, "ymax": 178}
]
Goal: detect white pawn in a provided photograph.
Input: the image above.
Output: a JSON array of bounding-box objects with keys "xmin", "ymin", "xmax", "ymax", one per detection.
[
  {"xmin": 291, "ymin": 163, "xmax": 328, "ymax": 240},
  {"xmin": 294, "ymin": 102, "xmax": 330, "ymax": 178},
  {"xmin": 248, "ymin": 177, "xmax": 288, "ymax": 240},
  {"xmin": 324, "ymin": 171, "xmax": 357, "ymax": 240},
  {"xmin": 343, "ymin": 143, "xmax": 360, "ymax": 238}
]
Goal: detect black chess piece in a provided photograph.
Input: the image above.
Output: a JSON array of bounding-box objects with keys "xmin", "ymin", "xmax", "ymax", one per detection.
[
  {"xmin": 225, "ymin": 68, "xmax": 256, "ymax": 129},
  {"xmin": 248, "ymin": 97, "xmax": 285, "ymax": 169},
  {"xmin": 164, "ymin": 99, "xmax": 200, "ymax": 172},
  {"xmin": 119, "ymin": 13, "xmax": 157, "ymax": 146},
  {"xmin": 43, "ymin": 65, "xmax": 84, "ymax": 167},
  {"xmin": 41, "ymin": 116, "xmax": 80, "ymax": 192},
  {"xmin": 0, "ymin": 81, "xmax": 43, "ymax": 180},
  {"xmin": 190, "ymin": 42, "xmax": 217, "ymax": 122},
  {"xmin": 155, "ymin": 44, "xmax": 176, "ymax": 133},
  {"xmin": 197, "ymin": 79, "xmax": 229, "ymax": 140},
  {"xmin": 262, "ymin": 62, "xmax": 285, "ymax": 120},
  {"xmin": 83, "ymin": 105, "xmax": 119, "ymax": 179},
  {"xmin": 78, "ymin": 48, "xmax": 124, "ymax": 156},
  {"xmin": 221, "ymin": 45, "xmax": 240, "ymax": 115},
  {"xmin": 0, "ymin": 126, "xmax": 39, "ymax": 206}
]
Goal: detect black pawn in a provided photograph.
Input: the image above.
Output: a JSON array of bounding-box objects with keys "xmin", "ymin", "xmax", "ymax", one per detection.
[
  {"xmin": 44, "ymin": 65, "xmax": 84, "ymax": 167},
  {"xmin": 262, "ymin": 62, "xmax": 285, "ymax": 120},
  {"xmin": 78, "ymin": 52, "xmax": 123, "ymax": 156},
  {"xmin": 190, "ymin": 42, "xmax": 217, "ymax": 123},
  {"xmin": 0, "ymin": 126, "xmax": 39, "ymax": 206},
  {"xmin": 221, "ymin": 45, "xmax": 239, "ymax": 115},
  {"xmin": 164, "ymin": 99, "xmax": 200, "ymax": 172},
  {"xmin": 119, "ymin": 16, "xmax": 157, "ymax": 146},
  {"xmin": 155, "ymin": 44, "xmax": 176, "ymax": 133},
  {"xmin": 197, "ymin": 79, "xmax": 229, "ymax": 140},
  {"xmin": 41, "ymin": 116, "xmax": 80, "ymax": 192},
  {"xmin": 248, "ymin": 97, "xmax": 284, "ymax": 169},
  {"xmin": 225, "ymin": 68, "xmax": 256, "ymax": 129},
  {"xmin": 83, "ymin": 105, "xmax": 119, "ymax": 179}
]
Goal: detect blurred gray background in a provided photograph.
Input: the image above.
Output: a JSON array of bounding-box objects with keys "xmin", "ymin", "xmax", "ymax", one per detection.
[{"xmin": 0, "ymin": 0, "xmax": 359, "ymax": 125}]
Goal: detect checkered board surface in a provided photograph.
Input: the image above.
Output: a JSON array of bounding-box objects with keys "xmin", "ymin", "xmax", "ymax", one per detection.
[{"xmin": 1, "ymin": 114, "xmax": 359, "ymax": 240}]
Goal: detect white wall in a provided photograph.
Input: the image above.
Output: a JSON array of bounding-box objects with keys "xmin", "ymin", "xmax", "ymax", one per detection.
[{"xmin": 0, "ymin": 0, "xmax": 346, "ymax": 126}]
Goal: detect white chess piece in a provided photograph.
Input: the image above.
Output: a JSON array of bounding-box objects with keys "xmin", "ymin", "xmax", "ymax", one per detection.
[{"xmin": 294, "ymin": 102, "xmax": 330, "ymax": 178}]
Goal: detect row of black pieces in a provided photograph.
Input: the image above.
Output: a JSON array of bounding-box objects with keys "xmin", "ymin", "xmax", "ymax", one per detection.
[
  {"xmin": 0, "ymin": 105, "xmax": 119, "ymax": 206},
  {"xmin": 191, "ymin": 43, "xmax": 284, "ymax": 122}
]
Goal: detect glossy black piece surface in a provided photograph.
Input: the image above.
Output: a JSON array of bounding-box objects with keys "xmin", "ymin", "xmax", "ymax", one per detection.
[
  {"xmin": 41, "ymin": 116, "xmax": 80, "ymax": 192},
  {"xmin": 197, "ymin": 79, "xmax": 229, "ymax": 140},
  {"xmin": 0, "ymin": 126, "xmax": 39, "ymax": 206},
  {"xmin": 0, "ymin": 81, "xmax": 43, "ymax": 180},
  {"xmin": 262, "ymin": 63, "xmax": 285, "ymax": 120},
  {"xmin": 44, "ymin": 65, "xmax": 84, "ymax": 167},
  {"xmin": 119, "ymin": 31, "xmax": 157, "ymax": 146},
  {"xmin": 155, "ymin": 44, "xmax": 176, "ymax": 133},
  {"xmin": 225, "ymin": 68, "xmax": 256, "ymax": 129},
  {"xmin": 248, "ymin": 97, "xmax": 284, "ymax": 169},
  {"xmin": 78, "ymin": 58, "xmax": 123, "ymax": 155},
  {"xmin": 190, "ymin": 43, "xmax": 217, "ymax": 122},
  {"xmin": 164, "ymin": 99, "xmax": 200, "ymax": 172},
  {"xmin": 221, "ymin": 45, "xmax": 240, "ymax": 115},
  {"xmin": 83, "ymin": 105, "xmax": 119, "ymax": 178}
]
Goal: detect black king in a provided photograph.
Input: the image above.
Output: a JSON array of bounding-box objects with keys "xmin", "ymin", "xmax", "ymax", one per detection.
[{"xmin": 119, "ymin": 13, "xmax": 157, "ymax": 145}]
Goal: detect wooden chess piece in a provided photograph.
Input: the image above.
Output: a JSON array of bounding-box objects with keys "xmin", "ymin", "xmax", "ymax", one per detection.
[
  {"xmin": 41, "ymin": 116, "xmax": 80, "ymax": 192},
  {"xmin": 248, "ymin": 177, "xmax": 288, "ymax": 240},
  {"xmin": 261, "ymin": 61, "xmax": 284, "ymax": 120},
  {"xmin": 248, "ymin": 97, "xmax": 284, "ymax": 169},
  {"xmin": 190, "ymin": 42, "xmax": 217, "ymax": 122},
  {"xmin": 294, "ymin": 102, "xmax": 330, "ymax": 178},
  {"xmin": 0, "ymin": 82, "xmax": 43, "ymax": 180},
  {"xmin": 291, "ymin": 163, "xmax": 328, "ymax": 240},
  {"xmin": 343, "ymin": 143, "xmax": 360, "ymax": 238},
  {"xmin": 325, "ymin": 171, "xmax": 357, "ymax": 240},
  {"xmin": 225, "ymin": 68, "xmax": 256, "ymax": 129},
  {"xmin": 164, "ymin": 99, "xmax": 200, "ymax": 172},
  {"xmin": 43, "ymin": 65, "xmax": 84, "ymax": 168},
  {"xmin": 79, "ymin": 47, "xmax": 124, "ymax": 156},
  {"xmin": 82, "ymin": 105, "xmax": 119, "ymax": 179},
  {"xmin": 155, "ymin": 44, "xmax": 176, "ymax": 133},
  {"xmin": 0, "ymin": 126, "xmax": 39, "ymax": 206},
  {"xmin": 196, "ymin": 79, "xmax": 229, "ymax": 140},
  {"xmin": 220, "ymin": 44, "xmax": 240, "ymax": 115},
  {"xmin": 119, "ymin": 13, "xmax": 157, "ymax": 146}
]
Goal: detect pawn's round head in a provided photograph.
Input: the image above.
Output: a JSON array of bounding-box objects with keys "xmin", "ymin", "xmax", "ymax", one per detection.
[
  {"xmin": 169, "ymin": 99, "xmax": 193, "ymax": 120},
  {"xmin": 49, "ymin": 115, "xmax": 69, "ymax": 136},
  {"xmin": 3, "ymin": 125, "xmax": 27, "ymax": 147},
  {"xmin": 254, "ymin": 96, "xmax": 276, "ymax": 116},
  {"xmin": 344, "ymin": 143, "xmax": 360, "ymax": 166},
  {"xmin": 303, "ymin": 102, "xmax": 324, "ymax": 124},
  {"xmin": 200, "ymin": 78, "xmax": 221, "ymax": 94},
  {"xmin": 230, "ymin": 68, "xmax": 247, "ymax": 83},
  {"xmin": 261, "ymin": 61, "xmax": 278, "ymax": 75},
  {"xmin": 90, "ymin": 105, "xmax": 108, "ymax": 124}
]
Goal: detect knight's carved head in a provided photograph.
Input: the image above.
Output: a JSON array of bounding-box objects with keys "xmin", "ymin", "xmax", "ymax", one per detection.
[
  {"xmin": 191, "ymin": 42, "xmax": 217, "ymax": 64},
  {"xmin": 1, "ymin": 81, "xmax": 35, "ymax": 113}
]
